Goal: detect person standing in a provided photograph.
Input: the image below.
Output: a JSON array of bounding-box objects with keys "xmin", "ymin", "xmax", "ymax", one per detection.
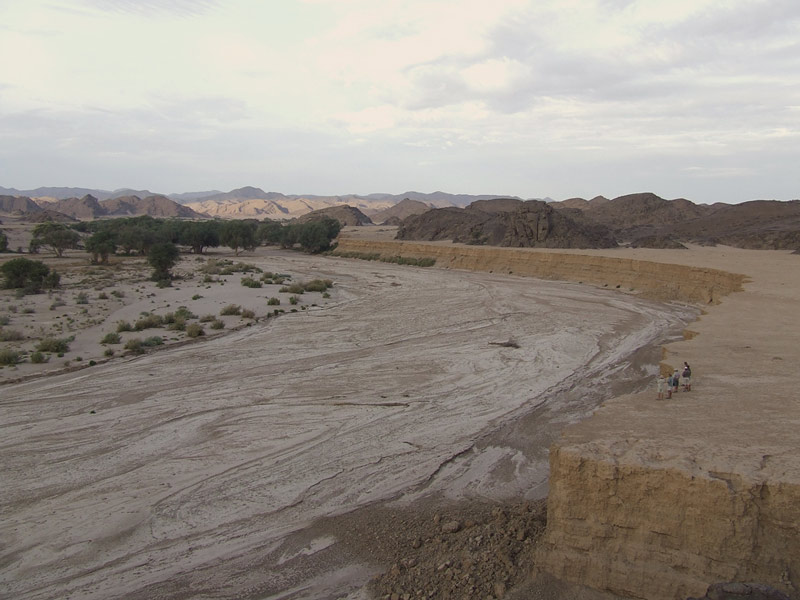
[
  {"xmin": 682, "ymin": 362, "xmax": 692, "ymax": 391},
  {"xmin": 657, "ymin": 375, "xmax": 666, "ymax": 400}
]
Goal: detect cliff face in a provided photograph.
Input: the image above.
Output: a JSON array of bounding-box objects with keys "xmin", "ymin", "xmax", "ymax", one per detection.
[
  {"xmin": 539, "ymin": 445, "xmax": 800, "ymax": 599},
  {"xmin": 333, "ymin": 238, "xmax": 746, "ymax": 304}
]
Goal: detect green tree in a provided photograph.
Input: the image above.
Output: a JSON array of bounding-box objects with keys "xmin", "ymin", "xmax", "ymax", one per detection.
[
  {"xmin": 220, "ymin": 220, "xmax": 258, "ymax": 256},
  {"xmin": 258, "ymin": 220, "xmax": 284, "ymax": 246},
  {"xmin": 0, "ymin": 230, "xmax": 8, "ymax": 252},
  {"xmin": 179, "ymin": 221, "xmax": 221, "ymax": 254},
  {"xmin": 84, "ymin": 230, "xmax": 117, "ymax": 264},
  {"xmin": 30, "ymin": 222, "xmax": 81, "ymax": 257},
  {"xmin": 147, "ymin": 242, "xmax": 180, "ymax": 282},
  {"xmin": 1, "ymin": 257, "xmax": 58, "ymax": 292},
  {"xmin": 297, "ymin": 218, "xmax": 341, "ymax": 253}
]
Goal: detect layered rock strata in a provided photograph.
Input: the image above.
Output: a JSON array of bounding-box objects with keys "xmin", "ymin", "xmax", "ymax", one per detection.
[{"xmin": 333, "ymin": 238, "xmax": 746, "ymax": 304}]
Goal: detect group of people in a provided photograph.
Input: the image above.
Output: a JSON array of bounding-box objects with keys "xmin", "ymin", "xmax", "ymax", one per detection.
[{"xmin": 656, "ymin": 362, "xmax": 692, "ymax": 400}]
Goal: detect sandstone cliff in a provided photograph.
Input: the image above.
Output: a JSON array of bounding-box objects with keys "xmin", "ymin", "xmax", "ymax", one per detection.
[{"xmin": 333, "ymin": 238, "xmax": 745, "ymax": 304}]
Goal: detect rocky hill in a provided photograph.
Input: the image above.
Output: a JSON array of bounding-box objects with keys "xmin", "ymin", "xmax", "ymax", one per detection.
[
  {"xmin": 397, "ymin": 199, "xmax": 618, "ymax": 249},
  {"xmin": 296, "ymin": 205, "xmax": 373, "ymax": 226},
  {"xmin": 370, "ymin": 198, "xmax": 433, "ymax": 224},
  {"xmin": 29, "ymin": 194, "xmax": 206, "ymax": 220},
  {"xmin": 0, "ymin": 195, "xmax": 44, "ymax": 215}
]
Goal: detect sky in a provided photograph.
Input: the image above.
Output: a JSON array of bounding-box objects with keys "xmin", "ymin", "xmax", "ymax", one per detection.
[{"xmin": 0, "ymin": 0, "xmax": 798, "ymax": 203}]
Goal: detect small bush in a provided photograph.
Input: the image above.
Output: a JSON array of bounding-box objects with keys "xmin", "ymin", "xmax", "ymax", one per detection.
[
  {"xmin": 36, "ymin": 337, "xmax": 70, "ymax": 353},
  {"xmin": 175, "ymin": 306, "xmax": 196, "ymax": 320},
  {"xmin": 210, "ymin": 319, "xmax": 225, "ymax": 330},
  {"xmin": 0, "ymin": 348, "xmax": 20, "ymax": 366},
  {"xmin": 124, "ymin": 338, "xmax": 145, "ymax": 354},
  {"xmin": 241, "ymin": 276, "xmax": 262, "ymax": 288},
  {"xmin": 49, "ymin": 299, "xmax": 66, "ymax": 310},
  {"xmin": 22, "ymin": 307, "xmax": 35, "ymax": 314},
  {"xmin": 142, "ymin": 336, "xmax": 164, "ymax": 347},
  {"xmin": 192, "ymin": 294, "xmax": 202, "ymax": 300},
  {"xmin": 267, "ymin": 297, "xmax": 280, "ymax": 306},
  {"xmin": 241, "ymin": 309, "xmax": 255, "ymax": 319},
  {"xmin": 167, "ymin": 317, "xmax": 186, "ymax": 331},
  {"xmin": 30, "ymin": 351, "xmax": 48, "ymax": 364},
  {"xmin": 98, "ymin": 292, "xmax": 109, "ymax": 300},
  {"xmin": 0, "ymin": 328, "xmax": 24, "ymax": 341},
  {"xmin": 302, "ymin": 279, "xmax": 333, "ymax": 292},
  {"xmin": 199, "ymin": 314, "xmax": 216, "ymax": 323},
  {"xmin": 186, "ymin": 323, "xmax": 205, "ymax": 338},
  {"xmin": 289, "ymin": 296, "xmax": 299, "ymax": 305},
  {"xmin": 75, "ymin": 292, "xmax": 89, "ymax": 305},
  {"xmin": 101, "ymin": 332, "xmax": 121, "ymax": 344},
  {"xmin": 111, "ymin": 290, "xmax": 125, "ymax": 298},
  {"xmin": 116, "ymin": 320, "xmax": 133, "ymax": 333},
  {"xmin": 322, "ymin": 292, "xmax": 331, "ymax": 299},
  {"xmin": 104, "ymin": 348, "xmax": 115, "ymax": 357},
  {"xmin": 134, "ymin": 313, "xmax": 163, "ymax": 331},
  {"xmin": 220, "ymin": 304, "xmax": 241, "ymax": 316},
  {"xmin": 0, "ymin": 315, "xmax": 9, "ymax": 326}
]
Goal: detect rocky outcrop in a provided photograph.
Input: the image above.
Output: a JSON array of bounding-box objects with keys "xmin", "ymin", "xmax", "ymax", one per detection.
[
  {"xmin": 333, "ymin": 238, "xmax": 746, "ymax": 304},
  {"xmin": 398, "ymin": 200, "xmax": 618, "ymax": 249},
  {"xmin": 297, "ymin": 205, "xmax": 372, "ymax": 226},
  {"xmin": 0, "ymin": 195, "xmax": 43, "ymax": 214}
]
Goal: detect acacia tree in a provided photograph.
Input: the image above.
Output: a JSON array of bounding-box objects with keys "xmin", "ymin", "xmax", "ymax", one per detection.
[
  {"xmin": 179, "ymin": 221, "xmax": 221, "ymax": 254},
  {"xmin": 1, "ymin": 257, "xmax": 59, "ymax": 293},
  {"xmin": 30, "ymin": 222, "xmax": 81, "ymax": 257},
  {"xmin": 84, "ymin": 230, "xmax": 117, "ymax": 264},
  {"xmin": 147, "ymin": 242, "xmax": 180, "ymax": 282},
  {"xmin": 220, "ymin": 220, "xmax": 257, "ymax": 256}
]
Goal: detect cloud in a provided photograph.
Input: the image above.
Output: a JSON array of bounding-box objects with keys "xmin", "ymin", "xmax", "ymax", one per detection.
[{"xmin": 79, "ymin": 0, "xmax": 220, "ymax": 17}]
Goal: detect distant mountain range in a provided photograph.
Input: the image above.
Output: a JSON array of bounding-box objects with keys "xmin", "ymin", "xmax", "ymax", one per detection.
[{"xmin": 2, "ymin": 185, "xmax": 798, "ymax": 251}]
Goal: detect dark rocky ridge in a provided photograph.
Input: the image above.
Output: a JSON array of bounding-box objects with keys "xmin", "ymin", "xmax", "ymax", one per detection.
[{"xmin": 397, "ymin": 199, "xmax": 618, "ymax": 249}]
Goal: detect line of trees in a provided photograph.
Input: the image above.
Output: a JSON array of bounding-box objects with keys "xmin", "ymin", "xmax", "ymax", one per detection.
[{"xmin": 72, "ymin": 216, "xmax": 341, "ymax": 264}]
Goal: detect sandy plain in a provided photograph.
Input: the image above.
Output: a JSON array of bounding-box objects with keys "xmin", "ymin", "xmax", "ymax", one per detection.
[{"xmin": 0, "ymin": 225, "xmax": 697, "ymax": 599}]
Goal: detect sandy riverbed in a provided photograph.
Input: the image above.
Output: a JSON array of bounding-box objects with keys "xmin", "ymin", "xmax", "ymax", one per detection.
[{"xmin": 0, "ymin": 237, "xmax": 693, "ymax": 599}]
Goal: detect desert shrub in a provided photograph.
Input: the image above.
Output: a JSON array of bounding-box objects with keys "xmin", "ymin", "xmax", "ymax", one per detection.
[
  {"xmin": 0, "ymin": 328, "xmax": 24, "ymax": 341},
  {"xmin": 1, "ymin": 257, "xmax": 57, "ymax": 293},
  {"xmin": 75, "ymin": 292, "xmax": 89, "ymax": 305},
  {"xmin": 210, "ymin": 319, "xmax": 225, "ymax": 330},
  {"xmin": 174, "ymin": 306, "xmax": 196, "ymax": 320},
  {"xmin": 111, "ymin": 290, "xmax": 125, "ymax": 298},
  {"xmin": 104, "ymin": 348, "xmax": 114, "ymax": 357},
  {"xmin": 116, "ymin": 320, "xmax": 133, "ymax": 333},
  {"xmin": 220, "ymin": 304, "xmax": 241, "ymax": 316},
  {"xmin": 241, "ymin": 309, "xmax": 255, "ymax": 319},
  {"xmin": 241, "ymin": 276, "xmax": 262, "ymax": 288},
  {"xmin": 142, "ymin": 336, "xmax": 164, "ymax": 347},
  {"xmin": 134, "ymin": 313, "xmax": 163, "ymax": 330},
  {"xmin": 284, "ymin": 283, "xmax": 305, "ymax": 294},
  {"xmin": 22, "ymin": 307, "xmax": 35, "ymax": 314},
  {"xmin": 101, "ymin": 332, "xmax": 121, "ymax": 344},
  {"xmin": 49, "ymin": 299, "xmax": 66, "ymax": 310},
  {"xmin": 36, "ymin": 337, "xmax": 70, "ymax": 353},
  {"xmin": 199, "ymin": 314, "xmax": 216, "ymax": 323},
  {"xmin": 322, "ymin": 292, "xmax": 331, "ymax": 299},
  {"xmin": 98, "ymin": 292, "xmax": 109, "ymax": 300},
  {"xmin": 0, "ymin": 315, "xmax": 9, "ymax": 325},
  {"xmin": 185, "ymin": 323, "xmax": 204, "ymax": 338},
  {"xmin": 167, "ymin": 317, "xmax": 186, "ymax": 331},
  {"xmin": 0, "ymin": 348, "xmax": 20, "ymax": 365},
  {"xmin": 267, "ymin": 297, "xmax": 280, "ymax": 306},
  {"xmin": 192, "ymin": 294, "xmax": 202, "ymax": 300},
  {"xmin": 302, "ymin": 279, "xmax": 333, "ymax": 293},
  {"xmin": 30, "ymin": 351, "xmax": 48, "ymax": 364},
  {"xmin": 124, "ymin": 338, "xmax": 145, "ymax": 354},
  {"xmin": 289, "ymin": 296, "xmax": 299, "ymax": 305}
]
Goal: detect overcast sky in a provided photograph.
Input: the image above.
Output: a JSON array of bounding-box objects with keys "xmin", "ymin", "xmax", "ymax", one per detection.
[{"xmin": 1, "ymin": 0, "xmax": 798, "ymax": 203}]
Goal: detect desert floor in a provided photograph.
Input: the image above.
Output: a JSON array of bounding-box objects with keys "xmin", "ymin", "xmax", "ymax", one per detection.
[{"xmin": 0, "ymin": 229, "xmax": 695, "ymax": 599}]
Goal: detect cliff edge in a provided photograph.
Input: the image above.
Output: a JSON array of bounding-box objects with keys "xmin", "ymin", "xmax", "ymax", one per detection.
[{"xmin": 335, "ymin": 233, "xmax": 799, "ymax": 599}]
